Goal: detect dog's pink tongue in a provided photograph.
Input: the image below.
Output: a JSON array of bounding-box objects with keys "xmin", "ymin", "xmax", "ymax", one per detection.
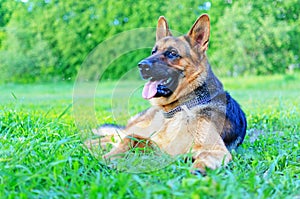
[{"xmin": 142, "ymin": 81, "xmax": 159, "ymax": 99}]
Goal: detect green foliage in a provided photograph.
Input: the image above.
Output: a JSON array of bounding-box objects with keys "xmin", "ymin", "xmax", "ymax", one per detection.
[
  {"xmin": 211, "ymin": 1, "xmax": 300, "ymax": 76},
  {"xmin": 0, "ymin": 0, "xmax": 299, "ymax": 83},
  {"xmin": 0, "ymin": 74, "xmax": 300, "ymax": 198}
]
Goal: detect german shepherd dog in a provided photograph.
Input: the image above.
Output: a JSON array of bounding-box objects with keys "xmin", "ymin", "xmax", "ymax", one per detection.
[{"xmin": 86, "ymin": 14, "xmax": 247, "ymax": 174}]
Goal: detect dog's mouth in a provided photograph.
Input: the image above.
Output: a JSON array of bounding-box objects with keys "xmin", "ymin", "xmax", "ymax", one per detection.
[{"xmin": 142, "ymin": 76, "xmax": 178, "ymax": 99}]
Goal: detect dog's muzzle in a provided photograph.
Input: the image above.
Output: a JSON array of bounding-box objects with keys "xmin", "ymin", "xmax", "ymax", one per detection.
[
  {"xmin": 137, "ymin": 59, "xmax": 181, "ymax": 99},
  {"xmin": 138, "ymin": 59, "xmax": 153, "ymax": 80}
]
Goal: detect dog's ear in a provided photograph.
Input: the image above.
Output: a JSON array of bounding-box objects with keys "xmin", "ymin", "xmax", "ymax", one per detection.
[
  {"xmin": 187, "ymin": 14, "xmax": 210, "ymax": 51},
  {"xmin": 156, "ymin": 16, "xmax": 172, "ymax": 41}
]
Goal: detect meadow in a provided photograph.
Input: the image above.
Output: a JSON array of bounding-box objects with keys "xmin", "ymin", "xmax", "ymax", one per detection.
[{"xmin": 0, "ymin": 74, "xmax": 299, "ymax": 198}]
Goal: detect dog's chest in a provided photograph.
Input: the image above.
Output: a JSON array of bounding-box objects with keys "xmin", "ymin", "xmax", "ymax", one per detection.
[{"xmin": 152, "ymin": 110, "xmax": 196, "ymax": 156}]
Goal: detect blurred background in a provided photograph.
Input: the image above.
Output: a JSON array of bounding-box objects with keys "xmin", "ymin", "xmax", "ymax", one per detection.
[{"xmin": 0, "ymin": 0, "xmax": 299, "ymax": 83}]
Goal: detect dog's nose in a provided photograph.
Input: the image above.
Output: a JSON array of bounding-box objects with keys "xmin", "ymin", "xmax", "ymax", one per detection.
[{"xmin": 138, "ymin": 59, "xmax": 152, "ymax": 71}]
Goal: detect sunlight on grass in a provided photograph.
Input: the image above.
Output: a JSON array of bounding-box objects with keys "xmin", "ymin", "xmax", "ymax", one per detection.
[{"xmin": 0, "ymin": 74, "xmax": 299, "ymax": 198}]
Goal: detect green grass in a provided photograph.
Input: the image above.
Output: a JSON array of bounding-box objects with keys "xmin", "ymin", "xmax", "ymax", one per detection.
[{"xmin": 0, "ymin": 74, "xmax": 300, "ymax": 198}]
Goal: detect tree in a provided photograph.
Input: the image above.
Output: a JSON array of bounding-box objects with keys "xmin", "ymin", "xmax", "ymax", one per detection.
[
  {"xmin": 0, "ymin": 0, "xmax": 299, "ymax": 83},
  {"xmin": 210, "ymin": 1, "xmax": 299, "ymax": 76}
]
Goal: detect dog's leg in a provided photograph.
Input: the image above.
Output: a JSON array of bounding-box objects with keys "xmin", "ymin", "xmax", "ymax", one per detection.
[
  {"xmin": 102, "ymin": 137, "xmax": 132, "ymax": 160},
  {"xmin": 103, "ymin": 135, "xmax": 154, "ymax": 160},
  {"xmin": 86, "ymin": 107, "xmax": 163, "ymax": 160},
  {"xmin": 189, "ymin": 118, "xmax": 232, "ymax": 175},
  {"xmin": 103, "ymin": 107, "xmax": 163, "ymax": 159}
]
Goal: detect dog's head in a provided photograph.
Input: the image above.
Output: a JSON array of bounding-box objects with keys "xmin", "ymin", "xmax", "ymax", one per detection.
[{"xmin": 138, "ymin": 14, "xmax": 211, "ymax": 106}]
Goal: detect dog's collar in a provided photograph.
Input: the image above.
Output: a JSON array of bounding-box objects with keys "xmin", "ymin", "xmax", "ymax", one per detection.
[{"xmin": 162, "ymin": 83, "xmax": 212, "ymax": 119}]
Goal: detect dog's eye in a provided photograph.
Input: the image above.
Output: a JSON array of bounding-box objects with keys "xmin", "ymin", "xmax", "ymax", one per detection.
[{"xmin": 165, "ymin": 50, "xmax": 179, "ymax": 59}]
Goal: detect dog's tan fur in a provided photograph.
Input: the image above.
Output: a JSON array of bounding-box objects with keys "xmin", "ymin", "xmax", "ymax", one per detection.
[{"xmin": 85, "ymin": 14, "xmax": 247, "ymax": 174}]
